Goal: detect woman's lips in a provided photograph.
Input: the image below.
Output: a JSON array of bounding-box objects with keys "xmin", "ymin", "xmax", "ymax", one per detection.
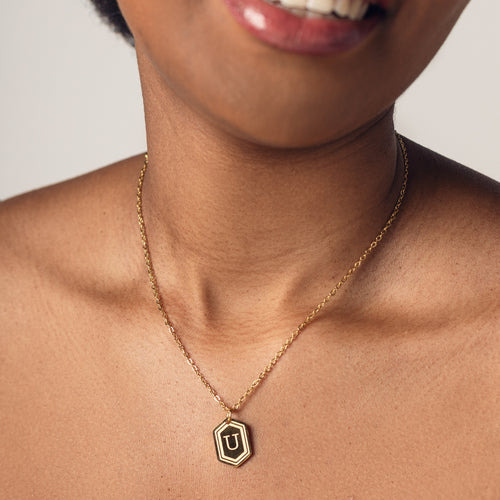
[{"xmin": 223, "ymin": 0, "xmax": 385, "ymax": 55}]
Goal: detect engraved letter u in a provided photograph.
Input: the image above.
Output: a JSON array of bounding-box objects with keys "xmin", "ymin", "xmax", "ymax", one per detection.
[{"xmin": 223, "ymin": 433, "xmax": 240, "ymax": 451}]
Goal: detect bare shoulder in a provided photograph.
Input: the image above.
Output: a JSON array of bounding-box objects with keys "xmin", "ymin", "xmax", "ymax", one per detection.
[
  {"xmin": 404, "ymin": 139, "xmax": 499, "ymax": 295},
  {"xmin": 407, "ymin": 138, "xmax": 500, "ymax": 219},
  {"xmin": 392, "ymin": 138, "xmax": 499, "ymax": 380},
  {"xmin": 366, "ymin": 138, "xmax": 500, "ymax": 395},
  {"xmin": 394, "ymin": 138, "xmax": 499, "ymax": 322},
  {"xmin": 0, "ymin": 156, "xmax": 156, "ymax": 497},
  {"xmin": 0, "ymin": 155, "xmax": 143, "ymax": 247},
  {"xmin": 0, "ymin": 154, "xmax": 146, "ymax": 352},
  {"xmin": 362, "ymin": 140, "xmax": 500, "ymax": 493},
  {"xmin": 0, "ymin": 155, "xmax": 143, "ymax": 282}
]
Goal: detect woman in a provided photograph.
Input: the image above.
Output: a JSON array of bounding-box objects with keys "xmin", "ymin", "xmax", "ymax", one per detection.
[{"xmin": 1, "ymin": 0, "xmax": 498, "ymax": 497}]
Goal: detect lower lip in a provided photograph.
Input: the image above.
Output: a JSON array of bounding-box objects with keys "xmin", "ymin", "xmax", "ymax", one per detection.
[{"xmin": 223, "ymin": 0, "xmax": 383, "ymax": 55}]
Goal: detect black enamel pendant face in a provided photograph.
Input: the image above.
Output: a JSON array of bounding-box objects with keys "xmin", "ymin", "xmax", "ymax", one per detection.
[{"xmin": 213, "ymin": 419, "xmax": 252, "ymax": 467}]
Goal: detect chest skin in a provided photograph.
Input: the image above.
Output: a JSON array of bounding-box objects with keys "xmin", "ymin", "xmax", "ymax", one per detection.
[
  {"xmin": 2, "ymin": 306, "xmax": 498, "ymax": 500},
  {"xmin": 1, "ymin": 151, "xmax": 499, "ymax": 499}
]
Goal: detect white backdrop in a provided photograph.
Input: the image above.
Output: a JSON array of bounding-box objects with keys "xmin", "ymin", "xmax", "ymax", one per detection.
[{"xmin": 1, "ymin": 0, "xmax": 499, "ymax": 200}]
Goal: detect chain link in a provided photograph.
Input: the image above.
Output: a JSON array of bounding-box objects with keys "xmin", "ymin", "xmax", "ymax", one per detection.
[{"xmin": 137, "ymin": 134, "xmax": 409, "ymax": 415}]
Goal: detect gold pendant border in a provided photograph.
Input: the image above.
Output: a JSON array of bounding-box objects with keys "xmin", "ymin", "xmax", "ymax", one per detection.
[{"xmin": 213, "ymin": 419, "xmax": 253, "ymax": 467}]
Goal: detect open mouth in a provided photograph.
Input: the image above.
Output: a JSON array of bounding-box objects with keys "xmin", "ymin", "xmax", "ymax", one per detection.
[
  {"xmin": 223, "ymin": 0, "xmax": 388, "ymax": 55},
  {"xmin": 262, "ymin": 0, "xmax": 386, "ymax": 21}
]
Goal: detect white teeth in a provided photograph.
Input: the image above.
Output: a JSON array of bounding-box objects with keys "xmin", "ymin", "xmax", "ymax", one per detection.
[
  {"xmin": 271, "ymin": 0, "xmax": 372, "ymax": 21},
  {"xmin": 280, "ymin": 0, "xmax": 307, "ymax": 8},
  {"xmin": 358, "ymin": 2, "xmax": 369, "ymax": 18},
  {"xmin": 306, "ymin": 0, "xmax": 334, "ymax": 15},
  {"xmin": 348, "ymin": 0, "xmax": 367, "ymax": 19},
  {"xmin": 335, "ymin": 0, "xmax": 351, "ymax": 17}
]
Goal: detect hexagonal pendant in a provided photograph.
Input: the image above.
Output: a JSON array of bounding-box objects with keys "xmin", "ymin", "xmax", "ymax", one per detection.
[{"xmin": 213, "ymin": 419, "xmax": 252, "ymax": 467}]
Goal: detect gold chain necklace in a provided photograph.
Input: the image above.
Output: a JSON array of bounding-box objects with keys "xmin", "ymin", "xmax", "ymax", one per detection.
[{"xmin": 137, "ymin": 134, "xmax": 409, "ymax": 467}]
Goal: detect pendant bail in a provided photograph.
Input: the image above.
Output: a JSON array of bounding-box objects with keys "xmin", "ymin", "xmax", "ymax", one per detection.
[{"xmin": 226, "ymin": 409, "xmax": 232, "ymax": 423}]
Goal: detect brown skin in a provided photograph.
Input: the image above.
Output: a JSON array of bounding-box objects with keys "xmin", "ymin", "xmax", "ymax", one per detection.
[{"xmin": 1, "ymin": 0, "xmax": 499, "ymax": 498}]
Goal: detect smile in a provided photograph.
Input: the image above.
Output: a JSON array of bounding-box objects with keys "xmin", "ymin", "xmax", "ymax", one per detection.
[
  {"xmin": 263, "ymin": 0, "xmax": 385, "ymax": 22},
  {"xmin": 223, "ymin": 0, "xmax": 387, "ymax": 55}
]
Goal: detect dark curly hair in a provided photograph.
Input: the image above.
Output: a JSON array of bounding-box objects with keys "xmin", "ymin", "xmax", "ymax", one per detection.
[{"xmin": 89, "ymin": 0, "xmax": 134, "ymax": 44}]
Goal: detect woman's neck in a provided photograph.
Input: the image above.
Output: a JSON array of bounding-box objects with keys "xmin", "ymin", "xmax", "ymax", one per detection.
[{"xmin": 139, "ymin": 65, "xmax": 402, "ymax": 330}]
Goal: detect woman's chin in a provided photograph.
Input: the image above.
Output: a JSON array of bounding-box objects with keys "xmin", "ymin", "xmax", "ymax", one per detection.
[{"xmin": 209, "ymin": 106, "xmax": 392, "ymax": 151}]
